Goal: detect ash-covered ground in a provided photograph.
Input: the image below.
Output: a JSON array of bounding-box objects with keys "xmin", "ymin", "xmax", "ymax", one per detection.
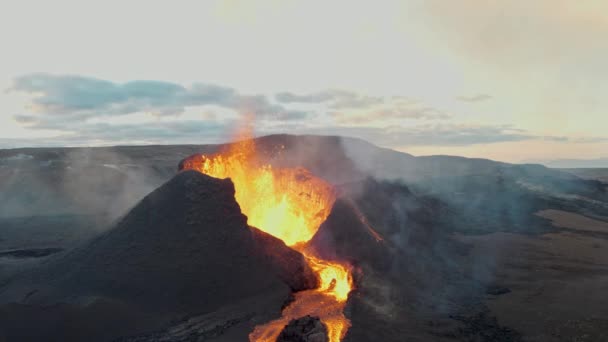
[{"xmin": 0, "ymin": 134, "xmax": 607, "ymax": 341}]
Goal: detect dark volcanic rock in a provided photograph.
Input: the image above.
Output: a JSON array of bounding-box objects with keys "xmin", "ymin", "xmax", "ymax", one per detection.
[
  {"xmin": 338, "ymin": 177, "xmax": 446, "ymax": 248},
  {"xmin": 0, "ymin": 247, "xmax": 63, "ymax": 259},
  {"xmin": 250, "ymin": 227, "xmax": 318, "ymax": 292},
  {"xmin": 307, "ymin": 198, "xmax": 392, "ymax": 272},
  {"xmin": 450, "ymin": 310, "xmax": 523, "ymax": 342},
  {"xmin": 307, "ymin": 177, "xmax": 444, "ymax": 274},
  {"xmin": 486, "ymin": 284, "xmax": 511, "ymax": 296},
  {"xmin": 0, "ymin": 170, "xmax": 316, "ymax": 341},
  {"xmin": 277, "ymin": 315, "xmax": 329, "ymax": 342}
]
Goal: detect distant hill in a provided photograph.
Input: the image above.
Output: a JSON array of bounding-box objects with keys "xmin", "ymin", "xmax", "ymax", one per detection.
[
  {"xmin": 559, "ymin": 168, "xmax": 608, "ymax": 184},
  {"xmin": 528, "ymin": 158, "xmax": 608, "ymax": 168}
]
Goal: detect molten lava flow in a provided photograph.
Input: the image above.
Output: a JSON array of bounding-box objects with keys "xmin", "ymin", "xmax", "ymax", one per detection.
[
  {"xmin": 181, "ymin": 138, "xmax": 354, "ymax": 342},
  {"xmin": 345, "ymin": 199, "xmax": 384, "ymax": 243}
]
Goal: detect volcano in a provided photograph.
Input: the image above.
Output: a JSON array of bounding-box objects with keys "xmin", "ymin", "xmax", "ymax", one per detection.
[
  {"xmin": 0, "ymin": 170, "xmax": 317, "ymax": 341},
  {"xmin": 180, "ymin": 135, "xmax": 355, "ymax": 342},
  {"xmin": 1, "ymin": 134, "xmax": 607, "ymax": 341}
]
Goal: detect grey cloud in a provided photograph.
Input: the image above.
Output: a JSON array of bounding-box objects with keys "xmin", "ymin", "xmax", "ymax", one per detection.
[
  {"xmin": 542, "ymin": 136, "xmax": 569, "ymax": 142},
  {"xmin": 262, "ymin": 124, "xmax": 556, "ymax": 147},
  {"xmin": 404, "ymin": 125, "xmax": 535, "ymax": 146},
  {"xmin": 331, "ymin": 106, "xmax": 450, "ymax": 124},
  {"xmin": 276, "ymin": 89, "xmax": 383, "ymax": 109},
  {"xmin": 0, "ymin": 118, "xmax": 582, "ymax": 150},
  {"xmin": 275, "ymin": 91, "xmax": 334, "ymax": 103},
  {"xmin": 571, "ymin": 137, "xmax": 608, "ymax": 143},
  {"xmin": 13, "ymin": 115, "xmax": 39, "ymax": 124},
  {"xmin": 234, "ymin": 95, "xmax": 308, "ymax": 120},
  {"xmin": 71, "ymin": 120, "xmax": 232, "ymax": 142},
  {"xmin": 7, "ymin": 74, "xmax": 579, "ymax": 150},
  {"xmin": 10, "ymin": 73, "xmax": 305, "ymax": 121},
  {"xmin": 456, "ymin": 94, "xmax": 493, "ymax": 102},
  {"xmin": 0, "ymin": 120, "xmax": 235, "ymax": 148},
  {"xmin": 276, "ymin": 89, "xmax": 451, "ymax": 123}
]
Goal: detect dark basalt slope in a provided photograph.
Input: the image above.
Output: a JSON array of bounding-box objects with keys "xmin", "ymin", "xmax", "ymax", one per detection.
[{"xmin": 0, "ymin": 170, "xmax": 316, "ymax": 341}]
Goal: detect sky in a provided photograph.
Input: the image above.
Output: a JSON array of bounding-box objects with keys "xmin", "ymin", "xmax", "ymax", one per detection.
[{"xmin": 1, "ymin": 0, "xmax": 607, "ymax": 165}]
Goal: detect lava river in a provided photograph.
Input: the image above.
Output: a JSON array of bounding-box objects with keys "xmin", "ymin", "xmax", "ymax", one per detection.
[{"xmin": 181, "ymin": 138, "xmax": 354, "ymax": 342}]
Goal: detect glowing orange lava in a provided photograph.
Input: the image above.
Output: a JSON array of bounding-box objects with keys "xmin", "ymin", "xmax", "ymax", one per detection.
[{"xmin": 181, "ymin": 136, "xmax": 354, "ymax": 342}]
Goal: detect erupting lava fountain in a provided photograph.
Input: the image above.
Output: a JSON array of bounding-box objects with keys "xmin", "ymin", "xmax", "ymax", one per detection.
[{"xmin": 181, "ymin": 135, "xmax": 354, "ymax": 342}]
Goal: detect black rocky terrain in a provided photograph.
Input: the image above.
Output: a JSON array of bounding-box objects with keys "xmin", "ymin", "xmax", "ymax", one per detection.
[
  {"xmin": 1, "ymin": 134, "xmax": 607, "ymax": 341},
  {"xmin": 277, "ymin": 316, "xmax": 328, "ymax": 342}
]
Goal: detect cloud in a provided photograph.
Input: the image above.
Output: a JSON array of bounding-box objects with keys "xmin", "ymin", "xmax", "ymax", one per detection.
[
  {"xmin": 234, "ymin": 95, "xmax": 308, "ymax": 120},
  {"xmin": 4, "ymin": 74, "xmax": 582, "ymax": 151},
  {"xmin": 456, "ymin": 94, "xmax": 492, "ymax": 102},
  {"xmin": 0, "ymin": 116, "xmax": 577, "ymax": 150},
  {"xmin": 66, "ymin": 120, "xmax": 233, "ymax": 143},
  {"xmin": 571, "ymin": 136, "xmax": 608, "ymax": 143},
  {"xmin": 6, "ymin": 74, "xmax": 462, "ymax": 148},
  {"xmin": 422, "ymin": 1, "xmax": 608, "ymax": 70},
  {"xmin": 275, "ymin": 91, "xmax": 334, "ymax": 104},
  {"xmin": 10, "ymin": 73, "xmax": 305, "ymax": 122},
  {"xmin": 543, "ymin": 136, "xmax": 569, "ymax": 142},
  {"xmin": 330, "ymin": 105, "xmax": 450, "ymax": 124},
  {"xmin": 276, "ymin": 89, "xmax": 450, "ymax": 124},
  {"xmin": 13, "ymin": 115, "xmax": 39, "ymax": 124},
  {"xmin": 11, "ymin": 76, "xmax": 452, "ymax": 139},
  {"xmin": 352, "ymin": 125, "xmax": 535, "ymax": 146},
  {"xmin": 1, "ymin": 119, "xmax": 236, "ymax": 148},
  {"xmin": 263, "ymin": 124, "xmax": 564, "ymax": 147},
  {"xmin": 276, "ymin": 89, "xmax": 383, "ymax": 109}
]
